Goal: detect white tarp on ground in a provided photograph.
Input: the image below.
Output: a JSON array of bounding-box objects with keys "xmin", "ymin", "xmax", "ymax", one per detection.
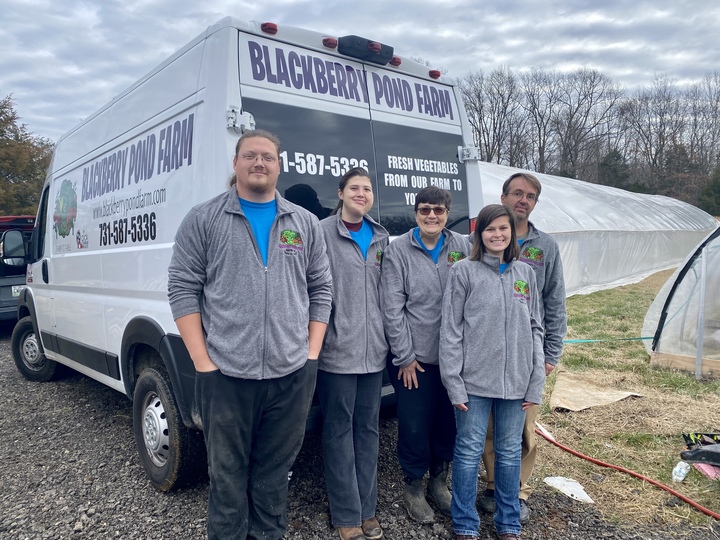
[
  {"xmin": 467, "ymin": 161, "xmax": 719, "ymax": 295},
  {"xmin": 642, "ymin": 228, "xmax": 720, "ymax": 378}
]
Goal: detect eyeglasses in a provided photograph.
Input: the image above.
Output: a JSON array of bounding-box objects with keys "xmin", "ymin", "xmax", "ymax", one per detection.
[
  {"xmin": 417, "ymin": 206, "xmax": 448, "ymax": 216},
  {"xmin": 507, "ymin": 190, "xmax": 537, "ymax": 202},
  {"xmin": 240, "ymin": 153, "xmax": 278, "ymax": 164}
]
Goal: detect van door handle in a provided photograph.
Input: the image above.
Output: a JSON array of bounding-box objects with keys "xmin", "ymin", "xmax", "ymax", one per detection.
[{"xmin": 42, "ymin": 259, "xmax": 49, "ymax": 283}]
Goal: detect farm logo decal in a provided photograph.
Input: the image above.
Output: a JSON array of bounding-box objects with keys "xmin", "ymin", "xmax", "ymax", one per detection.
[
  {"xmin": 520, "ymin": 246, "xmax": 544, "ymax": 267},
  {"xmin": 513, "ymin": 280, "xmax": 530, "ymax": 302},
  {"xmin": 279, "ymin": 229, "xmax": 303, "ymax": 252},
  {"xmin": 447, "ymin": 251, "xmax": 466, "ymax": 267},
  {"xmin": 374, "ymin": 249, "xmax": 383, "ymax": 268},
  {"xmin": 53, "ymin": 179, "xmax": 78, "ymax": 238}
]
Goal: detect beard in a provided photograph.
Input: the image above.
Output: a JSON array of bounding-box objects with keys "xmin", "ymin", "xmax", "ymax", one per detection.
[{"xmin": 243, "ymin": 170, "xmax": 277, "ymax": 194}]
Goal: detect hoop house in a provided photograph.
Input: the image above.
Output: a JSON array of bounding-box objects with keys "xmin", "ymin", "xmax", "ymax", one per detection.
[
  {"xmin": 467, "ymin": 162, "xmax": 719, "ymax": 295},
  {"xmin": 642, "ymin": 227, "xmax": 720, "ymax": 378}
]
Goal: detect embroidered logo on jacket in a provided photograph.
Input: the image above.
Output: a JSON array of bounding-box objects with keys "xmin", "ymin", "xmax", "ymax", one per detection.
[
  {"xmin": 279, "ymin": 229, "xmax": 303, "ymax": 251},
  {"xmin": 447, "ymin": 251, "xmax": 466, "ymax": 267},
  {"xmin": 375, "ymin": 249, "xmax": 383, "ymax": 268},
  {"xmin": 513, "ymin": 280, "xmax": 530, "ymax": 302},
  {"xmin": 520, "ymin": 246, "xmax": 544, "ymax": 267}
]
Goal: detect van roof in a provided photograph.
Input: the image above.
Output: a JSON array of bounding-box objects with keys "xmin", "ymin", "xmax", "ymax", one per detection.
[{"xmin": 56, "ymin": 17, "xmax": 456, "ymax": 146}]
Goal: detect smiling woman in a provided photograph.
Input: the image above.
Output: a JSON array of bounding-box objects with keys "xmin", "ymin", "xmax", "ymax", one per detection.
[{"xmin": 317, "ymin": 166, "xmax": 390, "ymax": 540}]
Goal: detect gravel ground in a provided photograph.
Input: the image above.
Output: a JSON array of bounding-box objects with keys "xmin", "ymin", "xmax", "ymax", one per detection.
[{"xmin": 1, "ymin": 319, "xmax": 718, "ymax": 540}]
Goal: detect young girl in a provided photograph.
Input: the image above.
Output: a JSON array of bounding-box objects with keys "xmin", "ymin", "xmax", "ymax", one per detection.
[
  {"xmin": 318, "ymin": 167, "xmax": 389, "ymax": 540},
  {"xmin": 439, "ymin": 204, "xmax": 545, "ymax": 540}
]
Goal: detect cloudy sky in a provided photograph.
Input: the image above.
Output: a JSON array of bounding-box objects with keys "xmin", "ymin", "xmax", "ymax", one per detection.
[{"xmin": 2, "ymin": 0, "xmax": 719, "ymax": 142}]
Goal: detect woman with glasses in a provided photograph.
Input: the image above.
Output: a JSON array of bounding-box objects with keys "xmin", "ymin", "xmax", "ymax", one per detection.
[
  {"xmin": 439, "ymin": 204, "xmax": 545, "ymax": 540},
  {"xmin": 318, "ymin": 167, "xmax": 389, "ymax": 540},
  {"xmin": 381, "ymin": 186, "xmax": 471, "ymax": 524}
]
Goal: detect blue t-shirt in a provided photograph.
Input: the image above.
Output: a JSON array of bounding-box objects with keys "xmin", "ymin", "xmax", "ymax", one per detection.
[
  {"xmin": 500, "ymin": 263, "xmax": 509, "ymax": 274},
  {"xmin": 240, "ymin": 198, "xmax": 277, "ymax": 266},
  {"xmin": 414, "ymin": 227, "xmax": 445, "ymax": 264},
  {"xmin": 348, "ymin": 218, "xmax": 374, "ymax": 259}
]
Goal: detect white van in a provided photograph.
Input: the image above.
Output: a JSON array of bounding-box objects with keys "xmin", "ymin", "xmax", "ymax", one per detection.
[{"xmin": 2, "ymin": 17, "xmax": 481, "ymax": 491}]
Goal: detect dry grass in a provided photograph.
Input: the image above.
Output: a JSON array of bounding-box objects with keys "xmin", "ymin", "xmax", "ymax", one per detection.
[{"xmin": 533, "ymin": 270, "xmax": 720, "ymax": 526}]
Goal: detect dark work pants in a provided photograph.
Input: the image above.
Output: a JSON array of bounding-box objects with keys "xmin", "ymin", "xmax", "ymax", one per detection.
[
  {"xmin": 196, "ymin": 361, "xmax": 318, "ymax": 540},
  {"xmin": 316, "ymin": 370, "xmax": 383, "ymax": 527},
  {"xmin": 387, "ymin": 360, "xmax": 456, "ymax": 481}
]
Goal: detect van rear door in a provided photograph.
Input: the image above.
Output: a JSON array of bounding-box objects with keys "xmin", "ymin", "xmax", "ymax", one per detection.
[{"xmin": 236, "ymin": 30, "xmax": 468, "ymax": 233}]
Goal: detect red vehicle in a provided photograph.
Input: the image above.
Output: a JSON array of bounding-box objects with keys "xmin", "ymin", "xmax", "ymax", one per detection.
[{"xmin": 0, "ymin": 215, "xmax": 35, "ymax": 321}]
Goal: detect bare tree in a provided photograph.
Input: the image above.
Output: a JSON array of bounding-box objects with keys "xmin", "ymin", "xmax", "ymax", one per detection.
[
  {"xmin": 619, "ymin": 75, "xmax": 687, "ymax": 192},
  {"xmin": 520, "ymin": 69, "xmax": 562, "ymax": 173},
  {"xmin": 550, "ymin": 68, "xmax": 623, "ymax": 181},
  {"xmin": 460, "ymin": 68, "xmax": 525, "ymax": 165}
]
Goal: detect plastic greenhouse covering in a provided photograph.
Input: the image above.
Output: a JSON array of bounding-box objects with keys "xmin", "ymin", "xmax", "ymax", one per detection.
[
  {"xmin": 642, "ymin": 228, "xmax": 720, "ymax": 378},
  {"xmin": 467, "ymin": 161, "xmax": 719, "ymax": 296}
]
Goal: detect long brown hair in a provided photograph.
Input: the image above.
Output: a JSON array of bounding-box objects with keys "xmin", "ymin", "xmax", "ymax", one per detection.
[{"xmin": 469, "ymin": 204, "xmax": 519, "ymax": 262}]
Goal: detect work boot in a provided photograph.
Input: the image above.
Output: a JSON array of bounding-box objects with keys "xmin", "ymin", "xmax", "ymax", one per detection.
[
  {"xmin": 428, "ymin": 461, "xmax": 452, "ymax": 516},
  {"xmin": 519, "ymin": 499, "xmax": 531, "ymax": 525},
  {"xmin": 361, "ymin": 517, "xmax": 383, "ymax": 540},
  {"xmin": 336, "ymin": 526, "xmax": 367, "ymax": 540},
  {"xmin": 478, "ymin": 488, "xmax": 495, "ymax": 514},
  {"xmin": 403, "ymin": 478, "xmax": 435, "ymax": 523}
]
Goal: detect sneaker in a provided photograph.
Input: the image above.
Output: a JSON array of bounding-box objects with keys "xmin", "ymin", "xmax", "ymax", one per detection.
[
  {"xmin": 478, "ymin": 488, "xmax": 495, "ymax": 514},
  {"xmin": 361, "ymin": 517, "xmax": 383, "ymax": 540},
  {"xmin": 519, "ymin": 499, "xmax": 531, "ymax": 525},
  {"xmin": 497, "ymin": 534, "xmax": 521, "ymax": 540}
]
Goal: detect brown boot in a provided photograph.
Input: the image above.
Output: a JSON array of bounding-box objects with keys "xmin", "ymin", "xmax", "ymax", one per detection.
[
  {"xmin": 336, "ymin": 526, "xmax": 367, "ymax": 540},
  {"xmin": 361, "ymin": 516, "xmax": 383, "ymax": 540}
]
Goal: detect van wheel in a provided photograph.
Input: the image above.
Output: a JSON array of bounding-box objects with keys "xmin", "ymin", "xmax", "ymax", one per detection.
[
  {"xmin": 133, "ymin": 366, "xmax": 206, "ymax": 491},
  {"xmin": 12, "ymin": 316, "xmax": 57, "ymax": 382}
]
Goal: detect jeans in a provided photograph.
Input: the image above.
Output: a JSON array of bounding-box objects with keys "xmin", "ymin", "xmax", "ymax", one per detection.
[
  {"xmin": 387, "ymin": 360, "xmax": 455, "ymax": 480},
  {"xmin": 451, "ymin": 396, "xmax": 526, "ymax": 537},
  {"xmin": 482, "ymin": 404, "xmax": 539, "ymax": 499},
  {"xmin": 317, "ymin": 370, "xmax": 383, "ymax": 527},
  {"xmin": 196, "ymin": 361, "xmax": 318, "ymax": 540}
]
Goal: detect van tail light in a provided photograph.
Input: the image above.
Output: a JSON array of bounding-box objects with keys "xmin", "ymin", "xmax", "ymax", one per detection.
[{"xmin": 261, "ymin": 22, "xmax": 278, "ymax": 35}]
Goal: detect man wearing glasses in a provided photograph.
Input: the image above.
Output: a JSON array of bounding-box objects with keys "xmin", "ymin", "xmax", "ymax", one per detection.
[
  {"xmin": 168, "ymin": 129, "xmax": 332, "ymax": 540},
  {"xmin": 478, "ymin": 172, "xmax": 567, "ymax": 525}
]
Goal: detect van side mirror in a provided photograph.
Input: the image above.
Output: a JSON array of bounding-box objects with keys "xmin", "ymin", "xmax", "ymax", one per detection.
[{"xmin": 1, "ymin": 230, "xmax": 27, "ymax": 266}]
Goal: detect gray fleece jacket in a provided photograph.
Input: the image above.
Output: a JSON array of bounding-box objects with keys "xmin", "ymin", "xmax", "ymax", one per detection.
[
  {"xmin": 167, "ymin": 189, "xmax": 332, "ymax": 380},
  {"xmin": 381, "ymin": 228, "xmax": 472, "ymax": 368},
  {"xmin": 319, "ymin": 213, "xmax": 389, "ymax": 374},
  {"xmin": 520, "ymin": 223, "xmax": 567, "ymax": 365},
  {"xmin": 439, "ymin": 255, "xmax": 546, "ymax": 406}
]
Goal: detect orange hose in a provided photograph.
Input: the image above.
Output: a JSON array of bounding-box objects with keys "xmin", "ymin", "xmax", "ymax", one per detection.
[{"xmin": 535, "ymin": 427, "xmax": 720, "ymax": 521}]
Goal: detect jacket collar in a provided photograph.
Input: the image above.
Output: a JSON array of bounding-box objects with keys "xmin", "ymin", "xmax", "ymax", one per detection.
[{"xmin": 223, "ymin": 189, "xmax": 294, "ymax": 216}]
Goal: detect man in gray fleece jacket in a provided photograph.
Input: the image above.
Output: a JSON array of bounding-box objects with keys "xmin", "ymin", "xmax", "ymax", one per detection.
[
  {"xmin": 168, "ymin": 130, "xmax": 332, "ymax": 540},
  {"xmin": 480, "ymin": 172, "xmax": 568, "ymax": 524}
]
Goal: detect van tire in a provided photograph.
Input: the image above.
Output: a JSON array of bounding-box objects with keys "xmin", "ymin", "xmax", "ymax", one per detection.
[
  {"xmin": 12, "ymin": 316, "xmax": 57, "ymax": 382},
  {"xmin": 133, "ymin": 366, "xmax": 206, "ymax": 491}
]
